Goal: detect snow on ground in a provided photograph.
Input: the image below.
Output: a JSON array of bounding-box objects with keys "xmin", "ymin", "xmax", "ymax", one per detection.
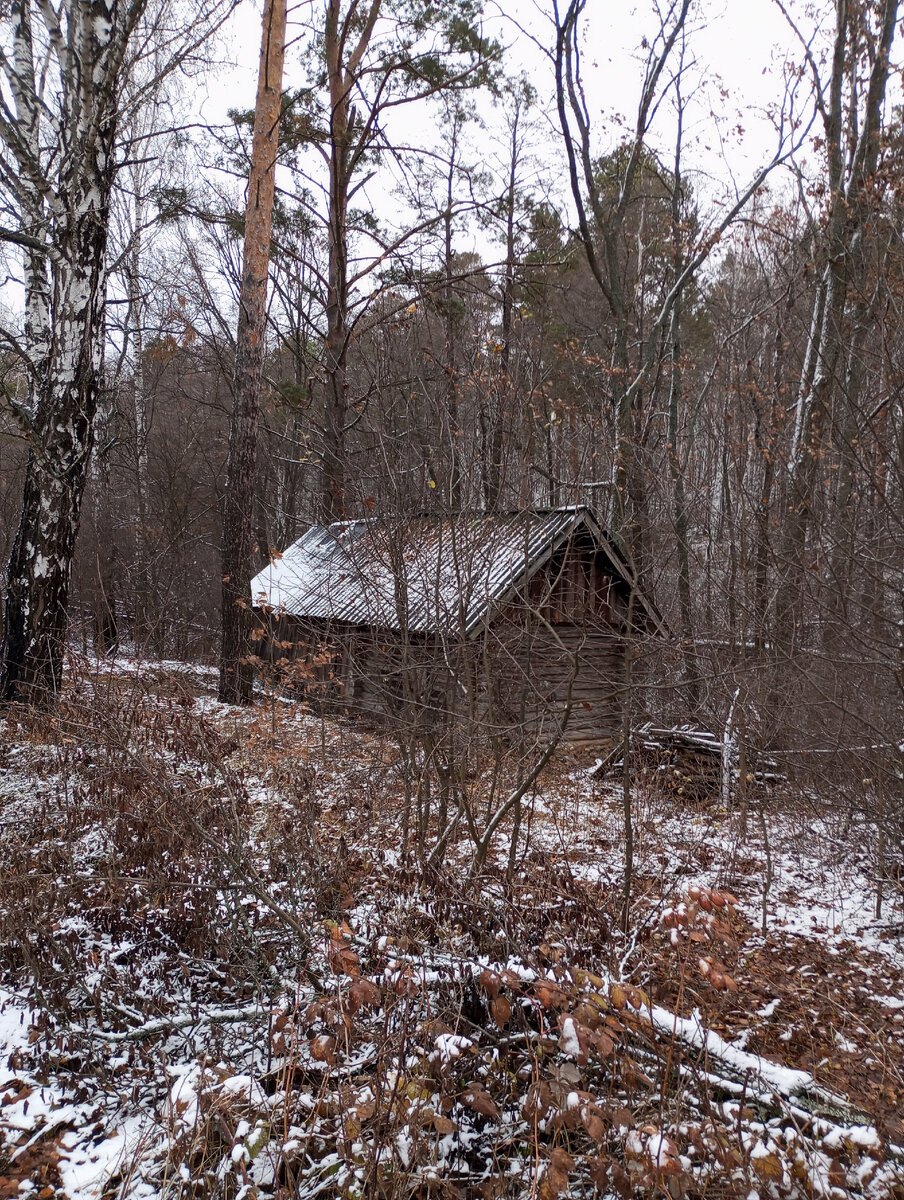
[
  {"xmin": 522, "ymin": 764, "xmax": 904, "ymax": 1143},
  {"xmin": 1, "ymin": 658, "xmax": 902, "ymax": 1199},
  {"xmin": 0, "ymin": 987, "xmax": 138, "ymax": 1200}
]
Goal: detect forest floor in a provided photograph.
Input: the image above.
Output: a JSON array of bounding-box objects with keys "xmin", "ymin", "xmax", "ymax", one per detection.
[{"xmin": 0, "ymin": 658, "xmax": 902, "ymax": 1200}]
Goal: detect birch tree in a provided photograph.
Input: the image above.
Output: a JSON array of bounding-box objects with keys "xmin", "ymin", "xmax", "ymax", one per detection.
[{"xmin": 0, "ymin": 0, "xmax": 237, "ymax": 703}]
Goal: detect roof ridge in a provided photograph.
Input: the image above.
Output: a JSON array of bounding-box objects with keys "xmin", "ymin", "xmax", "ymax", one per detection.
[{"xmin": 321, "ymin": 504, "xmax": 594, "ymax": 532}]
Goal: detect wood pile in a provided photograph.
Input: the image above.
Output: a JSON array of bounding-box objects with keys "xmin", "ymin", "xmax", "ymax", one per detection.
[
  {"xmin": 589, "ymin": 724, "xmax": 783, "ymax": 805},
  {"xmin": 636, "ymin": 725, "xmax": 724, "ymax": 804}
]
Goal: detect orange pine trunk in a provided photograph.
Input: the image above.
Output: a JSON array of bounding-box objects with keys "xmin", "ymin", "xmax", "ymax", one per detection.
[{"xmin": 219, "ymin": 0, "xmax": 287, "ymax": 704}]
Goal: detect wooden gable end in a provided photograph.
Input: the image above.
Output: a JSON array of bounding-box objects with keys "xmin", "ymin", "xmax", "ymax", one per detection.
[{"xmin": 521, "ymin": 528, "xmax": 627, "ymax": 627}]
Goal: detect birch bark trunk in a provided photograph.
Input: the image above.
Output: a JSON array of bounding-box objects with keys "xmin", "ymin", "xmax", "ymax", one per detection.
[
  {"xmin": 0, "ymin": 2, "xmax": 124, "ymax": 703},
  {"xmin": 0, "ymin": 0, "xmax": 240, "ymax": 704},
  {"xmin": 1, "ymin": 165, "xmax": 115, "ymax": 700}
]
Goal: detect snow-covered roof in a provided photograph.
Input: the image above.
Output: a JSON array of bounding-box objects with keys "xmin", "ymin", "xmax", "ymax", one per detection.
[{"xmin": 250, "ymin": 506, "xmax": 660, "ymax": 637}]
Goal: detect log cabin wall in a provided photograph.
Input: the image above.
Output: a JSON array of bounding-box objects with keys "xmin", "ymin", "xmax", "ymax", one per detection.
[{"xmin": 485, "ymin": 536, "xmax": 628, "ymax": 743}]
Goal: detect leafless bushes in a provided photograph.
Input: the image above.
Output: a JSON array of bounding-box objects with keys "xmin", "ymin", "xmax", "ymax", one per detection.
[
  {"xmin": 120, "ymin": 882, "xmax": 899, "ymax": 1200},
  {"xmin": 0, "ymin": 663, "xmax": 328, "ymax": 1024},
  {"xmin": 1, "ymin": 661, "xmax": 902, "ymax": 1198}
]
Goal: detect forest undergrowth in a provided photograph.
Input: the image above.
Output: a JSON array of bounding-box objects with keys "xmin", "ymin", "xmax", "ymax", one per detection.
[{"xmin": 0, "ymin": 659, "xmax": 902, "ymax": 1200}]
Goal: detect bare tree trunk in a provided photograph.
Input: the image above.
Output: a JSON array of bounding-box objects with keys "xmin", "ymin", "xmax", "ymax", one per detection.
[
  {"xmin": 486, "ymin": 130, "xmax": 517, "ymax": 512},
  {"xmin": 219, "ymin": 0, "xmax": 287, "ymax": 705},
  {"xmin": 825, "ymin": 248, "xmax": 880, "ymax": 643},
  {"xmin": 442, "ymin": 148, "xmax": 463, "ymax": 510},
  {"xmin": 319, "ymin": 76, "xmax": 351, "ymax": 522},
  {"xmin": 752, "ymin": 315, "xmax": 782, "ymax": 656},
  {"xmin": 127, "ymin": 179, "xmax": 152, "ymax": 653},
  {"xmin": 776, "ymin": 255, "xmax": 845, "ymax": 647},
  {"xmin": 668, "ymin": 301, "xmax": 696, "ymax": 704},
  {"xmin": 776, "ymin": 0, "xmax": 898, "ymax": 648},
  {"xmin": 620, "ymin": 591, "xmax": 636, "ymax": 933},
  {"xmin": 666, "ymin": 74, "xmax": 696, "ymax": 706},
  {"xmin": 318, "ymin": 0, "xmax": 383, "ymax": 521},
  {"xmin": 721, "ymin": 426, "xmax": 740, "ymax": 645}
]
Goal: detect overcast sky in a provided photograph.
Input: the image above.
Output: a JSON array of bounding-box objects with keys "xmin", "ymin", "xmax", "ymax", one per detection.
[
  {"xmin": 200, "ymin": 0, "xmax": 806, "ymax": 195},
  {"xmin": 0, "ymin": 0, "xmax": 832, "ymax": 326}
]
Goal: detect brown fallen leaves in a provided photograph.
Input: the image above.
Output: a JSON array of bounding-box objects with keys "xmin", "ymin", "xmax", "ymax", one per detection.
[
  {"xmin": 309, "ymin": 1034, "xmax": 337, "ymax": 1064},
  {"xmin": 540, "ymin": 1124, "xmax": 689, "ymax": 1200},
  {"xmin": 532, "ymin": 979, "xmax": 569, "ymax": 1010},
  {"xmin": 490, "ymin": 994, "xmax": 511, "ymax": 1027},
  {"xmin": 0, "ymin": 1132, "xmax": 63, "ymax": 1200},
  {"xmin": 556, "ymin": 1013, "xmax": 615, "ymax": 1063},
  {"xmin": 661, "ymin": 886, "xmax": 740, "ymax": 950},
  {"xmin": 347, "ymin": 977, "xmax": 381, "ymax": 1012}
]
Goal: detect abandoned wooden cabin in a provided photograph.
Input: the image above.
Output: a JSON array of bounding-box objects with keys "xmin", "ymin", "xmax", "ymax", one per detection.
[{"xmin": 250, "ymin": 506, "xmax": 665, "ymax": 744}]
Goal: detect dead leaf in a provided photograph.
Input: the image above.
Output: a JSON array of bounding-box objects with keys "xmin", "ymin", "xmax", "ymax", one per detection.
[
  {"xmin": 522, "ymin": 1080, "xmax": 553, "ymax": 1122},
  {"xmin": 393, "ymin": 968, "xmax": 419, "ymax": 996},
  {"xmin": 551, "ymin": 1061, "xmax": 582, "ymax": 1086},
  {"xmin": 541, "ymin": 1148, "xmax": 574, "ymax": 1200},
  {"xmin": 621, "ymin": 1057, "xmax": 653, "ymax": 1091},
  {"xmin": 309, "ymin": 1035, "xmax": 337, "ymax": 1064},
  {"xmin": 477, "ymin": 1177, "xmax": 507, "ymax": 1200},
  {"xmin": 491, "ymin": 995, "xmax": 511, "ymax": 1027},
  {"xmin": 501, "ymin": 969, "xmax": 524, "ymax": 991},
  {"xmin": 610, "ymin": 1162, "xmax": 633, "ymax": 1200},
  {"xmin": 480, "ymin": 969, "xmax": 501, "ymax": 998},
  {"xmin": 460, "ymin": 1087, "xmax": 500, "ymax": 1121},
  {"xmin": 347, "ymin": 978, "xmax": 381, "ymax": 1012},
  {"xmin": 558, "ymin": 1014, "xmax": 592, "ymax": 1062},
  {"xmin": 582, "ymin": 1105, "xmax": 607, "ymax": 1141},
  {"xmin": 328, "ymin": 943, "xmax": 360, "ymax": 978},
  {"xmin": 594, "ymin": 1031, "xmax": 615, "ymax": 1057},
  {"xmin": 573, "ymin": 999, "xmax": 603, "ymax": 1028},
  {"xmin": 752, "ymin": 1149, "xmax": 784, "ymax": 1182},
  {"xmin": 533, "ymin": 980, "xmax": 568, "ymax": 1010}
]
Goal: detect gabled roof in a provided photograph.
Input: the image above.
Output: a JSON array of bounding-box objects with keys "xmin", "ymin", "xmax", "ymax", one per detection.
[{"xmin": 250, "ymin": 506, "xmax": 665, "ymax": 638}]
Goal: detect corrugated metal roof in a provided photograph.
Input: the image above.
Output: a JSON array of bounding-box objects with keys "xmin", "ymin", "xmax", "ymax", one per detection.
[{"xmin": 250, "ymin": 506, "xmax": 652, "ymax": 637}]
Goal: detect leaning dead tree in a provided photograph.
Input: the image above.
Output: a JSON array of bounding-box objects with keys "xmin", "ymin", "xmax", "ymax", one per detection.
[
  {"xmin": 0, "ymin": 0, "xmax": 238, "ymax": 704},
  {"xmin": 219, "ymin": 0, "xmax": 288, "ymax": 705}
]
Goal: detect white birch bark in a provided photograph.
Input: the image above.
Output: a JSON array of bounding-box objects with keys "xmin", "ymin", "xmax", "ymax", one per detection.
[
  {"xmin": 0, "ymin": 0, "xmax": 237, "ymax": 701},
  {"xmin": 721, "ymin": 687, "xmax": 740, "ymax": 810}
]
